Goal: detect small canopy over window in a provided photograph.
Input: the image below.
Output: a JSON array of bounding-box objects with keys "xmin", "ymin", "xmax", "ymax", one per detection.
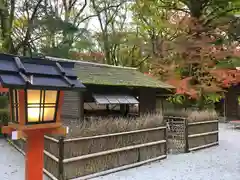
[{"xmin": 93, "ymin": 94, "xmax": 139, "ymax": 105}]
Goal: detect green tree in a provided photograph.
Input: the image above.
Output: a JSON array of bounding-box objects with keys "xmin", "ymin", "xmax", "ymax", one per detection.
[
  {"xmin": 0, "ymin": 0, "xmax": 44, "ymax": 55},
  {"xmin": 90, "ymin": 0, "xmax": 130, "ymax": 65},
  {"xmin": 131, "ymin": 0, "xmax": 240, "ymax": 109}
]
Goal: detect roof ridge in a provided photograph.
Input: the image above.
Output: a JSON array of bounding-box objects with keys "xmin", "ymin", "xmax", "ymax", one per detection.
[{"xmin": 46, "ymin": 56, "xmax": 137, "ymax": 70}]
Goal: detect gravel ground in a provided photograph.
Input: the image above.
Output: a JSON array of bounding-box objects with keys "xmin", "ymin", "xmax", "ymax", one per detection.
[
  {"xmin": 0, "ymin": 139, "xmax": 49, "ymax": 180},
  {"xmin": 1, "ymin": 123, "xmax": 240, "ymax": 180},
  {"xmin": 93, "ymin": 123, "xmax": 240, "ymax": 180}
]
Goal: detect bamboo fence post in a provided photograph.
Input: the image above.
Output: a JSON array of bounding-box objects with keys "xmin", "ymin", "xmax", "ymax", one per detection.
[
  {"xmin": 58, "ymin": 136, "xmax": 64, "ymax": 180},
  {"xmin": 184, "ymin": 118, "xmax": 189, "ymax": 153}
]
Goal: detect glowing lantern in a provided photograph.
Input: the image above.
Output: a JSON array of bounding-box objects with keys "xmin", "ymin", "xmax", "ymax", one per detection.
[{"xmin": 0, "ymin": 53, "xmax": 85, "ymax": 180}]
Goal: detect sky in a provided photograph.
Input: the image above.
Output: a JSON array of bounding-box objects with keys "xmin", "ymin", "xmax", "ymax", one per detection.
[{"xmin": 86, "ymin": 2, "xmax": 133, "ymax": 32}]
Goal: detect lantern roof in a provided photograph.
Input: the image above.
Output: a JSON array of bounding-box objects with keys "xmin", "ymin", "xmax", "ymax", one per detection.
[{"xmin": 0, "ymin": 53, "xmax": 86, "ymax": 90}]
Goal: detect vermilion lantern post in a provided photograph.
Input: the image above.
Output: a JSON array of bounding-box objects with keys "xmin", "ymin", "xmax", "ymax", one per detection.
[{"xmin": 0, "ymin": 54, "xmax": 85, "ymax": 180}]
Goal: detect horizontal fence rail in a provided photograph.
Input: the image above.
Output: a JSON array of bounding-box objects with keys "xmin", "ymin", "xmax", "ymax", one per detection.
[
  {"xmin": 63, "ymin": 126, "xmax": 166, "ymax": 142},
  {"xmin": 187, "ymin": 120, "xmax": 219, "ymax": 152},
  {"xmin": 188, "ymin": 131, "xmax": 219, "ymax": 138},
  {"xmin": 63, "ymin": 140, "xmax": 166, "ymax": 163},
  {"xmin": 188, "ymin": 120, "xmax": 219, "ymax": 126}
]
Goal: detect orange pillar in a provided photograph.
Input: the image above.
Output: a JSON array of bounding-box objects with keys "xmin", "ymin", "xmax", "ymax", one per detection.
[{"xmin": 25, "ymin": 130, "xmax": 44, "ymax": 180}]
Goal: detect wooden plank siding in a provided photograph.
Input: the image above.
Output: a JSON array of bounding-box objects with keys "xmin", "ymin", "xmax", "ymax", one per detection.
[
  {"xmin": 62, "ymin": 88, "xmax": 159, "ymax": 118},
  {"xmin": 225, "ymin": 86, "xmax": 240, "ymax": 120},
  {"xmin": 139, "ymin": 88, "xmax": 156, "ymax": 114},
  {"xmin": 61, "ymin": 91, "xmax": 82, "ymax": 120}
]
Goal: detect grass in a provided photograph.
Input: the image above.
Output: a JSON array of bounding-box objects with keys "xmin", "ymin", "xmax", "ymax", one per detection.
[
  {"xmin": 63, "ymin": 113, "xmax": 164, "ymax": 138},
  {"xmin": 187, "ymin": 110, "xmax": 218, "ymax": 123},
  {"xmin": 163, "ymin": 109, "xmax": 189, "ymax": 118},
  {"xmin": 163, "ymin": 109, "xmax": 219, "ymax": 123}
]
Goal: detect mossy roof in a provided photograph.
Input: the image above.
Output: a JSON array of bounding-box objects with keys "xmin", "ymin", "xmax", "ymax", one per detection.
[
  {"xmin": 46, "ymin": 56, "xmax": 174, "ymax": 89},
  {"xmin": 74, "ymin": 61, "xmax": 174, "ymax": 89}
]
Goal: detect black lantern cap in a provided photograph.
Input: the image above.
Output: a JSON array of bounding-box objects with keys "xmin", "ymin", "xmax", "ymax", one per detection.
[{"xmin": 0, "ymin": 53, "xmax": 86, "ymax": 90}]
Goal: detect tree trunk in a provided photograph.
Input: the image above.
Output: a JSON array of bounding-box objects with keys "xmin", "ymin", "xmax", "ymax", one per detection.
[{"xmin": 0, "ymin": 0, "xmax": 16, "ymax": 54}]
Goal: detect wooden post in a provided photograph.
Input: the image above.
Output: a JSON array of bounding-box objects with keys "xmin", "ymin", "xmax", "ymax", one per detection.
[
  {"xmin": 164, "ymin": 127, "xmax": 168, "ymax": 155},
  {"xmin": 79, "ymin": 92, "xmax": 84, "ymax": 121},
  {"xmin": 184, "ymin": 118, "xmax": 189, "ymax": 153},
  {"xmin": 216, "ymin": 122, "xmax": 219, "ymax": 143},
  {"xmin": 58, "ymin": 136, "xmax": 64, "ymax": 180},
  {"xmin": 25, "ymin": 131, "xmax": 44, "ymax": 180}
]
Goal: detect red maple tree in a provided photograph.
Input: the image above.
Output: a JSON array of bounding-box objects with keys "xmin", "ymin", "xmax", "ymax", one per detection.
[{"xmin": 148, "ymin": 17, "xmax": 240, "ymax": 99}]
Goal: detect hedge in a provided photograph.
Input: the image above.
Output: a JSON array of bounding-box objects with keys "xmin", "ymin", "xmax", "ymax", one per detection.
[
  {"xmin": 0, "ymin": 109, "xmax": 9, "ymax": 136},
  {"xmin": 0, "ymin": 96, "xmax": 8, "ymax": 109}
]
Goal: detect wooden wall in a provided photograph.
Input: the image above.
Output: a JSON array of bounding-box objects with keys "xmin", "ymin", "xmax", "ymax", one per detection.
[
  {"xmin": 61, "ymin": 91, "xmax": 84, "ymax": 120},
  {"xmin": 139, "ymin": 88, "xmax": 156, "ymax": 114},
  {"xmin": 187, "ymin": 120, "xmax": 219, "ymax": 151},
  {"xmin": 225, "ymin": 86, "xmax": 240, "ymax": 120},
  {"xmin": 62, "ymin": 87, "xmax": 162, "ymax": 119}
]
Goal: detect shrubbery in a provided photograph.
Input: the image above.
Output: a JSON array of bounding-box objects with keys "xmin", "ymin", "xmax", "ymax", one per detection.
[
  {"xmin": 163, "ymin": 109, "xmax": 218, "ymax": 123},
  {"xmin": 0, "ymin": 109, "xmax": 9, "ymax": 136},
  {"xmin": 0, "ymin": 109, "xmax": 9, "ymax": 126},
  {"xmin": 0, "ymin": 96, "xmax": 8, "ymax": 109},
  {"xmin": 63, "ymin": 113, "xmax": 164, "ymax": 138}
]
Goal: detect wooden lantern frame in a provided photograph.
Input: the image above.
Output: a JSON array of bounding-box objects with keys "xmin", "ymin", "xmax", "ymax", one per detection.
[
  {"xmin": 9, "ymin": 89, "xmax": 61, "ymax": 125},
  {"xmin": 2, "ymin": 89, "xmax": 66, "ymax": 136}
]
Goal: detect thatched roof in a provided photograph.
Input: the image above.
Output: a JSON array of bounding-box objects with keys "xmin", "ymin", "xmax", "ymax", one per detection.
[{"xmin": 46, "ymin": 56, "xmax": 175, "ymax": 89}]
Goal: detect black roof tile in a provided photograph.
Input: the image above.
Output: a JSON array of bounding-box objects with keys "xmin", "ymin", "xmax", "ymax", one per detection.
[{"xmin": 0, "ymin": 53, "xmax": 85, "ymax": 91}]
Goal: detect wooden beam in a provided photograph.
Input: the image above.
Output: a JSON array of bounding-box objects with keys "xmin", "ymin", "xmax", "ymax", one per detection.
[
  {"xmin": 46, "ymin": 126, "xmax": 68, "ymax": 136},
  {"xmin": 188, "ymin": 131, "xmax": 219, "ymax": 138},
  {"xmin": 188, "ymin": 142, "xmax": 218, "ymax": 151},
  {"xmin": 79, "ymin": 92, "xmax": 84, "ymax": 120},
  {"xmin": 64, "ymin": 126, "xmax": 166, "ymax": 142},
  {"xmin": 44, "ymin": 135, "xmax": 59, "ymax": 143},
  {"xmin": 2, "ymin": 126, "xmax": 14, "ymax": 134},
  {"xmin": 0, "ymin": 85, "xmax": 8, "ymax": 92},
  {"xmin": 188, "ymin": 120, "xmax": 218, "ymax": 126},
  {"xmin": 44, "ymin": 150, "xmax": 59, "ymax": 162},
  {"xmin": 63, "ymin": 140, "xmax": 166, "ymax": 163}
]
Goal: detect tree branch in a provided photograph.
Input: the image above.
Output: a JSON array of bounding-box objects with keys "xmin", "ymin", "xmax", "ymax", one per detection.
[
  {"xmin": 204, "ymin": 7, "xmax": 240, "ymax": 26},
  {"xmin": 9, "ymin": 0, "xmax": 15, "ymax": 30},
  {"xmin": 134, "ymin": 55, "xmax": 150, "ymax": 67},
  {"xmin": 16, "ymin": 0, "xmax": 43, "ymax": 53},
  {"xmin": 73, "ymin": 0, "xmax": 87, "ymax": 25}
]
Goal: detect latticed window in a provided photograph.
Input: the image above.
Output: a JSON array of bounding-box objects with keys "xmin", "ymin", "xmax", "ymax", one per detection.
[
  {"xmin": 27, "ymin": 90, "xmax": 59, "ymax": 124},
  {"xmin": 10, "ymin": 89, "xmax": 19, "ymax": 123},
  {"xmin": 9, "ymin": 89, "xmax": 60, "ymax": 124}
]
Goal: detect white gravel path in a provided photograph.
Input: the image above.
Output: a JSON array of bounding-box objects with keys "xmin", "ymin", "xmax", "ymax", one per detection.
[
  {"xmin": 93, "ymin": 123, "xmax": 240, "ymax": 180},
  {"xmin": 0, "ymin": 138, "xmax": 49, "ymax": 180},
  {"xmin": 1, "ymin": 123, "xmax": 240, "ymax": 180}
]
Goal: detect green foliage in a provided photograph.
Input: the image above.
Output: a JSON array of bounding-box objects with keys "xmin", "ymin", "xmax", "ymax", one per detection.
[
  {"xmin": 38, "ymin": 16, "xmax": 79, "ymax": 33},
  {"xmin": 0, "ymin": 109, "xmax": 9, "ymax": 126},
  {"xmin": 167, "ymin": 94, "xmax": 186, "ymax": 105},
  {"xmin": 0, "ymin": 96, "xmax": 8, "ymax": 109},
  {"xmin": 215, "ymin": 57, "xmax": 240, "ymax": 69},
  {"xmin": 204, "ymin": 93, "xmax": 222, "ymax": 104},
  {"xmin": 194, "ymin": 93, "xmax": 223, "ymax": 110},
  {"xmin": 228, "ymin": 16, "xmax": 240, "ymax": 41},
  {"xmin": 167, "ymin": 93, "xmax": 222, "ymax": 110},
  {"xmin": 0, "ymin": 108, "xmax": 9, "ymax": 136}
]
